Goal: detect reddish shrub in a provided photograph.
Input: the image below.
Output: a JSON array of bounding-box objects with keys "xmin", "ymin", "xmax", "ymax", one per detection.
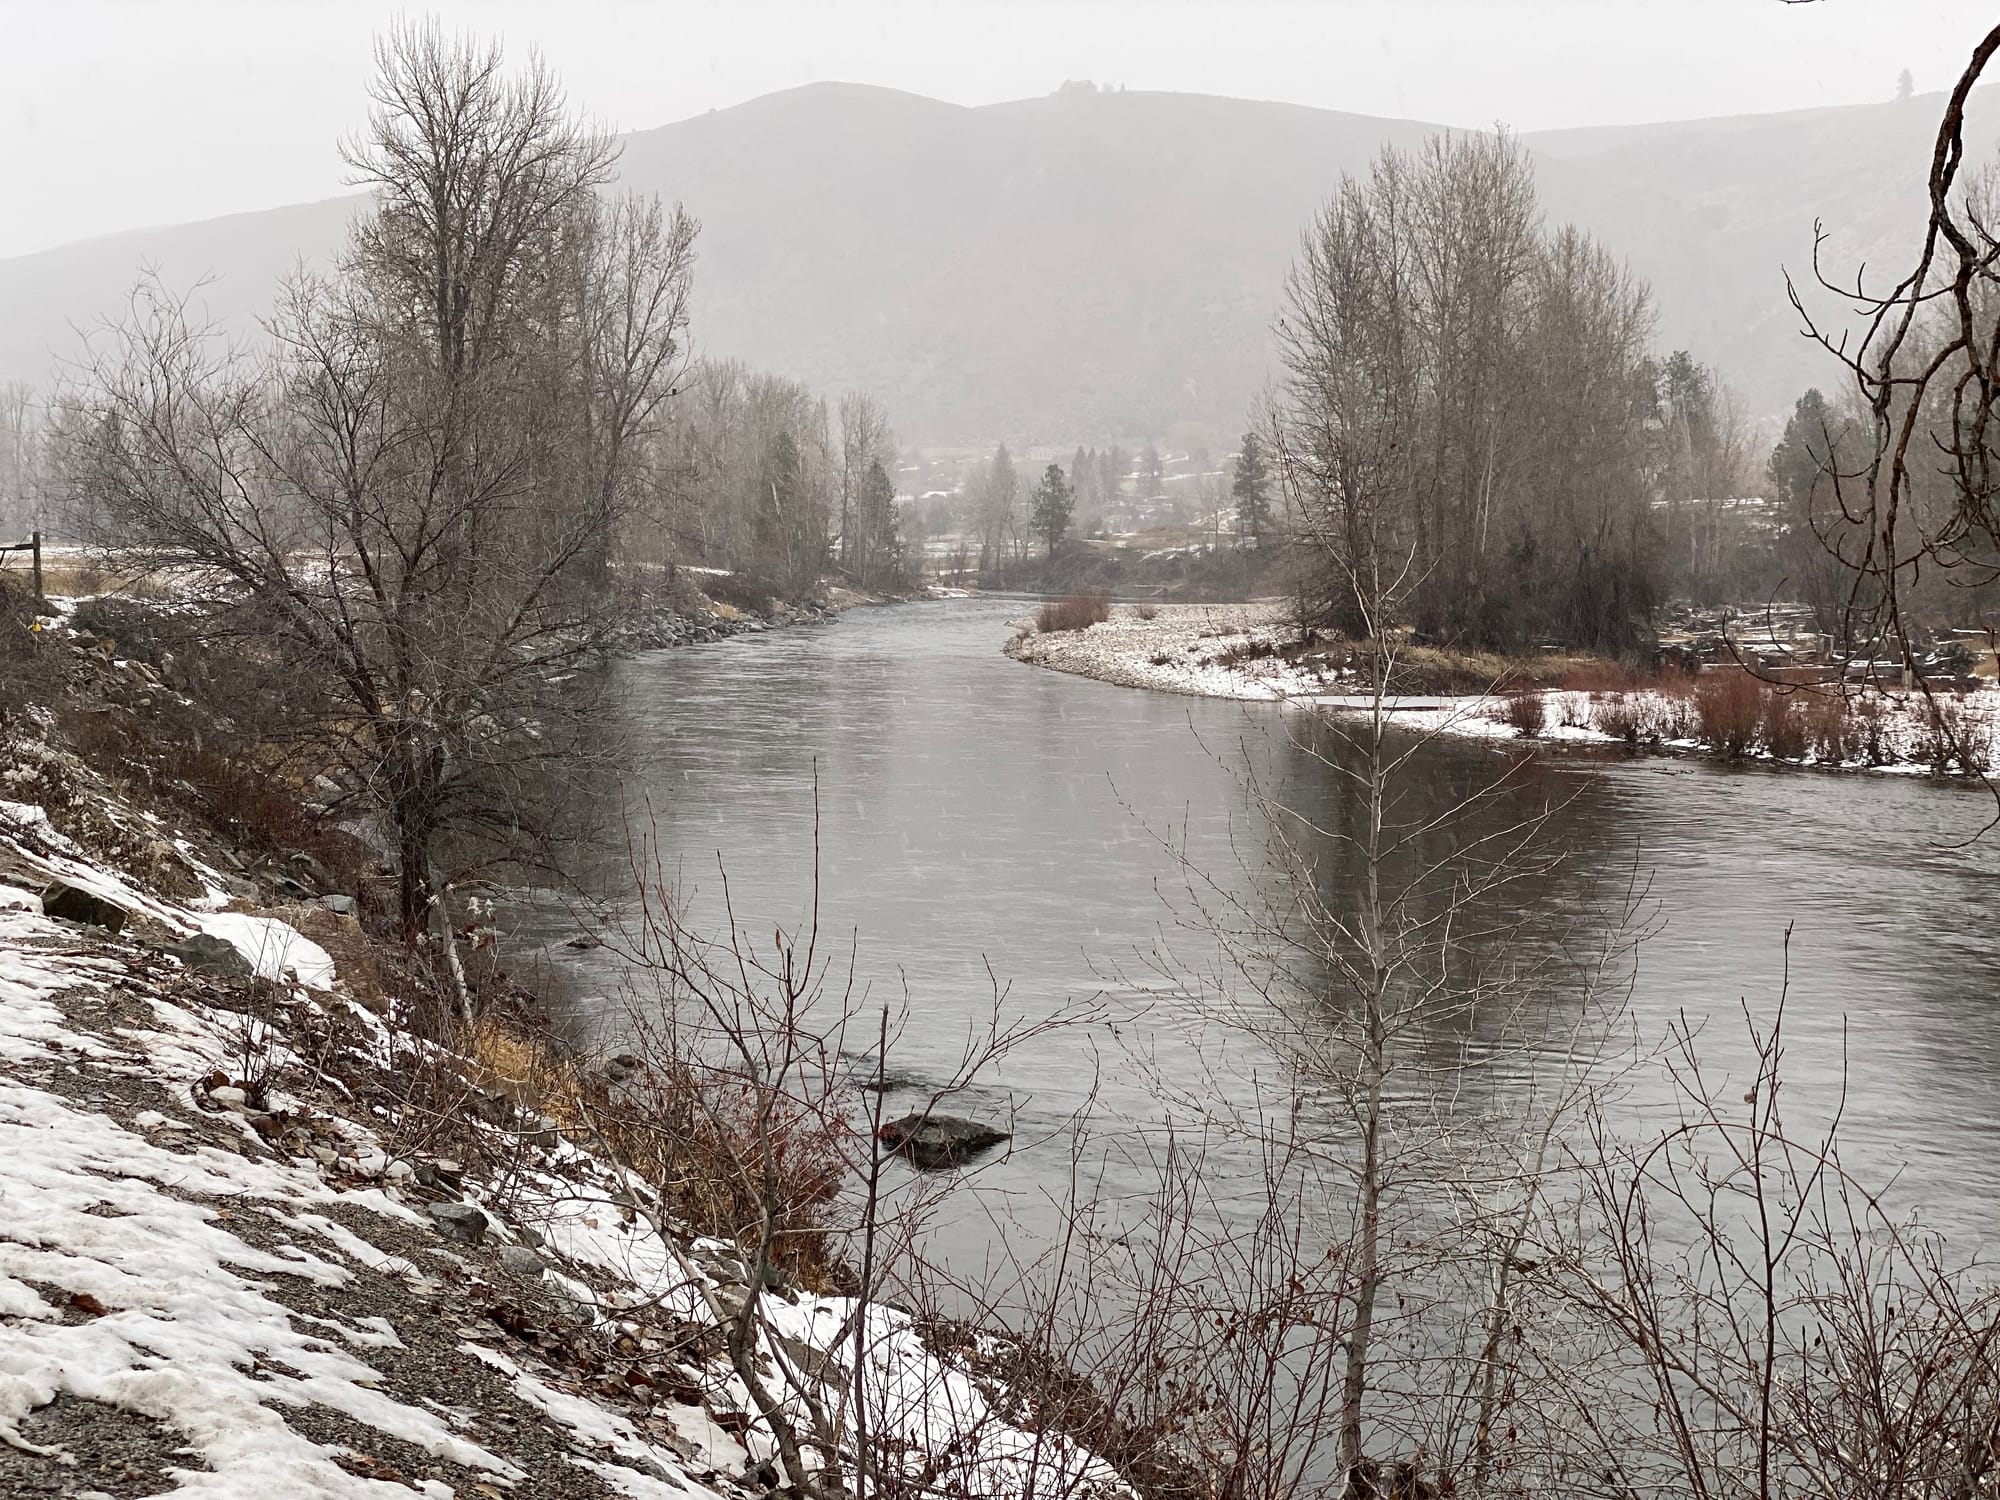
[
  {"xmin": 1803, "ymin": 690, "xmax": 1858, "ymax": 764},
  {"xmin": 1036, "ymin": 592, "xmax": 1111, "ymax": 633},
  {"xmin": 1695, "ymin": 669, "xmax": 1764, "ymax": 759},
  {"xmin": 1760, "ymin": 688, "xmax": 1809, "ymax": 761}
]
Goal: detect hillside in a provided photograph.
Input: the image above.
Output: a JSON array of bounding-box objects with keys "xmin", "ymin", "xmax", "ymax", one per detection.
[{"xmin": 1, "ymin": 81, "xmax": 1994, "ymax": 443}]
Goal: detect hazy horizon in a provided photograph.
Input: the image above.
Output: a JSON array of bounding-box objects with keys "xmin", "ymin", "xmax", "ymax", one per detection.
[{"xmin": 3, "ymin": 0, "xmax": 1997, "ymax": 259}]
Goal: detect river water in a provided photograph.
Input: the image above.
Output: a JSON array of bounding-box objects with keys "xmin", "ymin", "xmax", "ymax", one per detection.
[{"xmin": 545, "ymin": 598, "xmax": 2000, "ymax": 1257}]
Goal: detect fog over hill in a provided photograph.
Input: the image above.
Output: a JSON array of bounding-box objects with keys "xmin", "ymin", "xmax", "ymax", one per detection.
[{"xmin": 2, "ymin": 81, "xmax": 1994, "ymax": 444}]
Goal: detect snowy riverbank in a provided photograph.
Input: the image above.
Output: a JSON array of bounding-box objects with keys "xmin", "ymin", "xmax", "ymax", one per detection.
[
  {"xmin": 0, "ymin": 801, "xmax": 1128, "ymax": 1498},
  {"xmin": 1005, "ymin": 603, "xmax": 2000, "ymax": 778}
]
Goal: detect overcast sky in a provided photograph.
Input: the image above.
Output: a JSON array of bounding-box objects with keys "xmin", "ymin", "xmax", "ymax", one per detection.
[{"xmin": 2, "ymin": 0, "xmax": 1993, "ymax": 259}]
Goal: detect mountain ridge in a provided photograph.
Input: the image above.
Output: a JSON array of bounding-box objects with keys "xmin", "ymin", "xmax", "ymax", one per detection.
[{"xmin": 2, "ymin": 80, "xmax": 1990, "ymax": 443}]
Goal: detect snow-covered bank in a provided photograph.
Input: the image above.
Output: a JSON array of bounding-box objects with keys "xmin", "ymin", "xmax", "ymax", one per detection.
[
  {"xmin": 0, "ymin": 808, "xmax": 1130, "ymax": 1498},
  {"xmin": 1006, "ymin": 604, "xmax": 2000, "ymax": 778},
  {"xmin": 1005, "ymin": 602, "xmax": 1322, "ymax": 699}
]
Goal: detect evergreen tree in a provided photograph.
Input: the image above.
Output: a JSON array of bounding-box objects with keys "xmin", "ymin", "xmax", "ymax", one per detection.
[
  {"xmin": 1139, "ymin": 441, "xmax": 1163, "ymax": 498},
  {"xmin": 1030, "ymin": 462, "xmax": 1074, "ymax": 558},
  {"xmin": 1071, "ymin": 445, "xmax": 1091, "ymax": 502},
  {"xmin": 857, "ymin": 457, "xmax": 902, "ymax": 588},
  {"xmin": 1767, "ymin": 388, "xmax": 1834, "ymax": 512},
  {"xmin": 1232, "ymin": 430, "xmax": 1272, "ymax": 541},
  {"xmin": 756, "ymin": 429, "xmax": 802, "ymax": 580}
]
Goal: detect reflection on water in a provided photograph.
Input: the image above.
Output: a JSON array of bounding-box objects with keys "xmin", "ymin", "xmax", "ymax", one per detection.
[{"xmin": 535, "ymin": 598, "xmax": 2000, "ymax": 1254}]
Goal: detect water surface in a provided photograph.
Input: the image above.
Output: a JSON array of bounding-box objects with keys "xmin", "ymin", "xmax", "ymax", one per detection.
[{"xmin": 550, "ymin": 599, "xmax": 2000, "ymax": 1252}]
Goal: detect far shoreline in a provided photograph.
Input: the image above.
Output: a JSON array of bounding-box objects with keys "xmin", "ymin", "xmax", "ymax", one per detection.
[{"xmin": 1002, "ymin": 600, "xmax": 2000, "ymax": 786}]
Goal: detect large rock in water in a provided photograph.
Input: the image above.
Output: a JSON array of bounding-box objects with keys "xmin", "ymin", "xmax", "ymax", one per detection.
[
  {"xmin": 877, "ymin": 1113, "xmax": 1010, "ymax": 1170},
  {"xmin": 40, "ymin": 881, "xmax": 127, "ymax": 933}
]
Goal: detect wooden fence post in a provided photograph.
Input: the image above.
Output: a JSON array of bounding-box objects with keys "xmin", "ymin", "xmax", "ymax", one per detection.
[{"xmin": 31, "ymin": 530, "xmax": 41, "ymax": 601}]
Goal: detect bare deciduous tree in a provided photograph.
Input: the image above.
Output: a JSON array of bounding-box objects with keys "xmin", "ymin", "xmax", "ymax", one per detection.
[
  {"xmin": 54, "ymin": 23, "xmax": 697, "ymax": 1005},
  {"xmin": 1278, "ymin": 132, "xmax": 1659, "ymax": 653}
]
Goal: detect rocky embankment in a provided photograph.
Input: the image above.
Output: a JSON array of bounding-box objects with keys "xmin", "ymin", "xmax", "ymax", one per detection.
[
  {"xmin": 0, "ymin": 587, "xmax": 1130, "ymax": 1499},
  {"xmin": 0, "ymin": 813, "xmax": 1129, "ymax": 1500}
]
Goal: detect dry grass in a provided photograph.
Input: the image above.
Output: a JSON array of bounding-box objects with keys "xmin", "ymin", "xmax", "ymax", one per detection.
[
  {"xmin": 1036, "ymin": 592, "xmax": 1112, "ymax": 633},
  {"xmin": 468, "ymin": 1011, "xmax": 851, "ymax": 1291}
]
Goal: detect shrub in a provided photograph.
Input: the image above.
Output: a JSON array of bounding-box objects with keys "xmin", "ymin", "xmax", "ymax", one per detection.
[
  {"xmin": 1648, "ymin": 668, "xmax": 1700, "ymax": 741},
  {"xmin": 1916, "ymin": 697, "xmax": 1993, "ymax": 775},
  {"xmin": 1036, "ymin": 592, "xmax": 1111, "ymax": 633},
  {"xmin": 1503, "ymin": 689, "xmax": 1547, "ymax": 737},
  {"xmin": 1694, "ymin": 669, "xmax": 1764, "ymax": 759},
  {"xmin": 1856, "ymin": 697, "xmax": 1891, "ymax": 765},
  {"xmin": 1216, "ymin": 636, "xmax": 1280, "ymax": 668},
  {"xmin": 1133, "ymin": 602, "xmax": 1159, "ymax": 621},
  {"xmin": 1803, "ymin": 690, "xmax": 1858, "ymax": 764},
  {"xmin": 1591, "ymin": 693, "xmax": 1644, "ymax": 746},
  {"xmin": 1760, "ymin": 688, "xmax": 1809, "ymax": 761},
  {"xmin": 0, "ymin": 580, "xmax": 61, "ymax": 726}
]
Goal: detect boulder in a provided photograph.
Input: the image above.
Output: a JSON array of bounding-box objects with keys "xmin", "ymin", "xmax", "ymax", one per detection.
[
  {"xmin": 497, "ymin": 1246, "xmax": 545, "ymax": 1279},
  {"xmin": 877, "ymin": 1113, "xmax": 1011, "ymax": 1170},
  {"xmin": 40, "ymin": 881, "xmax": 128, "ymax": 933},
  {"xmin": 164, "ymin": 932, "xmax": 253, "ymax": 977},
  {"xmin": 428, "ymin": 1201, "xmax": 489, "ymax": 1246},
  {"xmin": 598, "ymin": 1053, "xmax": 643, "ymax": 1086},
  {"xmin": 317, "ymin": 893, "xmax": 359, "ymax": 917}
]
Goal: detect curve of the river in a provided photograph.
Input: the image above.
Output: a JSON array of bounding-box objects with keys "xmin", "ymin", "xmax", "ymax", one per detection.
[{"xmin": 546, "ymin": 598, "xmax": 2000, "ymax": 1256}]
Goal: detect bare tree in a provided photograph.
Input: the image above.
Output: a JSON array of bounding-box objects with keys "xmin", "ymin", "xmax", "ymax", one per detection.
[
  {"xmin": 837, "ymin": 391, "xmax": 896, "ymax": 579},
  {"xmin": 1782, "ymin": 22, "xmax": 2000, "ymax": 772},
  {"xmin": 0, "ymin": 382, "xmax": 40, "ymax": 538},
  {"xmin": 54, "ymin": 23, "xmax": 696, "ymax": 1000},
  {"xmin": 1278, "ymin": 132, "xmax": 1659, "ymax": 653}
]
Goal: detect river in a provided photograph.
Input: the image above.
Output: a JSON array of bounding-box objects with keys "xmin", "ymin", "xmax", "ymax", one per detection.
[{"xmin": 541, "ymin": 597, "xmax": 2000, "ymax": 1260}]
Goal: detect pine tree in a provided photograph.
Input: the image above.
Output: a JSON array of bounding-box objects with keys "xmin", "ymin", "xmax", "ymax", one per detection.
[
  {"xmin": 1103, "ymin": 446, "xmax": 1126, "ymax": 505},
  {"xmin": 1233, "ymin": 430, "xmax": 1272, "ymax": 542},
  {"xmin": 1030, "ymin": 462, "xmax": 1075, "ymax": 558},
  {"xmin": 1139, "ymin": 441, "xmax": 1163, "ymax": 498},
  {"xmin": 857, "ymin": 458, "xmax": 902, "ymax": 588},
  {"xmin": 1767, "ymin": 389, "xmax": 1834, "ymax": 515}
]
